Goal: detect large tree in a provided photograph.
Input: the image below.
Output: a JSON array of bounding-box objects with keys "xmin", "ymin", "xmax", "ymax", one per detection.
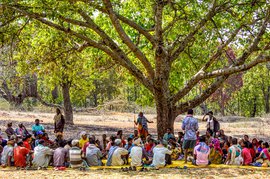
[{"xmin": 1, "ymin": 0, "xmax": 270, "ymax": 137}]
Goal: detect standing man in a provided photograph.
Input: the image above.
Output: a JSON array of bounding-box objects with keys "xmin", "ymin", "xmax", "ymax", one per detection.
[
  {"xmin": 202, "ymin": 111, "xmax": 219, "ymax": 136},
  {"xmin": 54, "ymin": 108, "xmax": 65, "ymax": 134},
  {"xmin": 182, "ymin": 109, "xmax": 199, "ymax": 163},
  {"xmin": 134, "ymin": 112, "xmax": 154, "ymax": 138}
]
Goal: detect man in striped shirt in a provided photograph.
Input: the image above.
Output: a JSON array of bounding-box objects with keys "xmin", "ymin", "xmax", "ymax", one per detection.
[{"xmin": 69, "ymin": 140, "xmax": 84, "ymax": 169}]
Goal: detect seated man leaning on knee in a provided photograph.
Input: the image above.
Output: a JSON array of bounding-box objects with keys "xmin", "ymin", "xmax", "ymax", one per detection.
[{"xmin": 107, "ymin": 139, "xmax": 128, "ymax": 166}]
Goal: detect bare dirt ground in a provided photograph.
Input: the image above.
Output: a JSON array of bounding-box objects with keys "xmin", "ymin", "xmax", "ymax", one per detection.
[{"xmin": 0, "ymin": 110, "xmax": 270, "ymax": 178}]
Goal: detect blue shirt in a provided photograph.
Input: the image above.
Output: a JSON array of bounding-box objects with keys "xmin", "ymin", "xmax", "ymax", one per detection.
[
  {"xmin": 32, "ymin": 124, "xmax": 45, "ymax": 133},
  {"xmin": 182, "ymin": 115, "xmax": 198, "ymax": 140}
]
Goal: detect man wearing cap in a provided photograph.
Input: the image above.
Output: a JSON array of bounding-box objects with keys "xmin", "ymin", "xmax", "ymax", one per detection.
[
  {"xmin": 182, "ymin": 109, "xmax": 199, "ymax": 163},
  {"xmin": 32, "ymin": 119, "xmax": 45, "ymax": 136},
  {"xmin": 130, "ymin": 138, "xmax": 143, "ymax": 167},
  {"xmin": 107, "ymin": 139, "xmax": 128, "ymax": 166},
  {"xmin": 32, "ymin": 139, "xmax": 54, "ymax": 168}
]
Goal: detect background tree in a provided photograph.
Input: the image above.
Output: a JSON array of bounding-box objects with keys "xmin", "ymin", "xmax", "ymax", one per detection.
[{"xmin": 1, "ymin": 0, "xmax": 270, "ymax": 137}]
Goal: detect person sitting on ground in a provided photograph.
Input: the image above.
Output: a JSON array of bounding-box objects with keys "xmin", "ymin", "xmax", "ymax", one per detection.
[
  {"xmin": 15, "ymin": 123, "xmax": 28, "ymax": 138},
  {"xmin": 182, "ymin": 109, "xmax": 199, "ymax": 163},
  {"xmin": 163, "ymin": 128, "xmax": 175, "ymax": 142},
  {"xmin": 32, "ymin": 139, "xmax": 54, "ymax": 168},
  {"xmin": 151, "ymin": 140, "xmax": 172, "ymax": 168},
  {"xmin": 130, "ymin": 138, "xmax": 143, "ymax": 167},
  {"xmin": 218, "ymin": 130, "xmax": 228, "ymax": 142},
  {"xmin": 144, "ymin": 138, "xmax": 155, "ymax": 164},
  {"xmin": 5, "ymin": 122, "xmax": 15, "ymax": 139},
  {"xmin": 177, "ymin": 132, "xmax": 184, "ymax": 146},
  {"xmin": 34, "ymin": 131, "xmax": 44, "ymax": 147},
  {"xmin": 205, "ymin": 130, "xmax": 213, "ymax": 145},
  {"xmin": 241, "ymin": 141, "xmax": 252, "ymax": 166},
  {"xmin": 14, "ymin": 141, "xmax": 31, "ymax": 168},
  {"xmin": 222, "ymin": 141, "xmax": 230, "ymax": 162},
  {"xmin": 1, "ymin": 140, "xmax": 14, "ymax": 167},
  {"xmin": 105, "ymin": 135, "xmax": 116, "ymax": 152},
  {"xmin": 64, "ymin": 139, "xmax": 72, "ymax": 151},
  {"xmin": 256, "ymin": 140, "xmax": 263, "ymax": 156},
  {"xmin": 117, "ymin": 130, "xmax": 126, "ymax": 146},
  {"xmin": 248, "ymin": 143, "xmax": 256, "ymax": 162},
  {"xmin": 32, "ymin": 119, "xmax": 45, "ymax": 136},
  {"xmin": 133, "ymin": 130, "xmax": 139, "ymax": 140},
  {"xmin": 54, "ymin": 132, "xmax": 66, "ymax": 148},
  {"xmin": 170, "ymin": 142, "xmax": 181, "ymax": 160},
  {"xmin": 42, "ymin": 133, "xmax": 54, "ymax": 147},
  {"xmin": 23, "ymin": 134, "xmax": 32, "ymax": 150},
  {"xmin": 53, "ymin": 107, "xmax": 65, "ymax": 133},
  {"xmin": 101, "ymin": 134, "xmax": 108, "ymax": 152},
  {"xmin": 202, "ymin": 111, "xmax": 219, "ymax": 136},
  {"xmin": 69, "ymin": 139, "xmax": 85, "ymax": 169},
  {"xmin": 252, "ymin": 138, "xmax": 259, "ymax": 151},
  {"xmin": 53, "ymin": 141, "xmax": 68, "ymax": 167},
  {"xmin": 225, "ymin": 138, "xmax": 243, "ymax": 165},
  {"xmin": 193, "ymin": 136, "xmax": 210, "ymax": 166},
  {"xmin": 79, "ymin": 131, "xmax": 88, "ymax": 149},
  {"xmin": 255, "ymin": 142, "xmax": 270, "ymax": 167},
  {"xmin": 86, "ymin": 137, "xmax": 103, "ymax": 166},
  {"xmin": 209, "ymin": 138, "xmax": 223, "ymax": 164},
  {"xmin": 124, "ymin": 137, "xmax": 134, "ymax": 154},
  {"xmin": 106, "ymin": 139, "xmax": 128, "ymax": 166}
]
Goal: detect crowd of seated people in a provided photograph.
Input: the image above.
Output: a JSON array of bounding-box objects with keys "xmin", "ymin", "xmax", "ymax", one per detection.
[{"xmin": 0, "ymin": 118, "xmax": 270, "ymax": 170}]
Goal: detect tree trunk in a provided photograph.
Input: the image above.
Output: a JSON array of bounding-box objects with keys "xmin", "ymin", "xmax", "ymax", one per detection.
[
  {"xmin": 62, "ymin": 82, "xmax": 74, "ymax": 124},
  {"xmin": 265, "ymin": 86, "xmax": 270, "ymax": 113},
  {"xmin": 251, "ymin": 96, "xmax": 257, "ymax": 117},
  {"xmin": 154, "ymin": 91, "xmax": 176, "ymax": 138}
]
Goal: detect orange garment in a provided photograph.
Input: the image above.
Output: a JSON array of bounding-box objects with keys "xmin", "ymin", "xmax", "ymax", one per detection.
[
  {"xmin": 23, "ymin": 141, "xmax": 31, "ymax": 150},
  {"xmin": 14, "ymin": 146, "xmax": 30, "ymax": 167}
]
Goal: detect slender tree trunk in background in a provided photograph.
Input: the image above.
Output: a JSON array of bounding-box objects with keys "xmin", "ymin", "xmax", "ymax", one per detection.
[
  {"xmin": 265, "ymin": 86, "xmax": 270, "ymax": 113},
  {"xmin": 251, "ymin": 96, "xmax": 257, "ymax": 117},
  {"xmin": 62, "ymin": 82, "xmax": 73, "ymax": 124},
  {"xmin": 51, "ymin": 86, "xmax": 59, "ymax": 103}
]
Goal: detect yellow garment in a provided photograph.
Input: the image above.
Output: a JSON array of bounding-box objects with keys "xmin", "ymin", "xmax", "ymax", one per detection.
[{"xmin": 79, "ymin": 138, "xmax": 89, "ymax": 148}]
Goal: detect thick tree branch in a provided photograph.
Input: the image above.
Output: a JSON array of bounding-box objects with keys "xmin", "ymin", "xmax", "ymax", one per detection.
[
  {"xmin": 171, "ymin": 25, "xmax": 243, "ymax": 104},
  {"xmin": 102, "ymin": 0, "xmax": 155, "ymax": 79},
  {"xmin": 85, "ymin": 1, "xmax": 156, "ymax": 45},
  {"xmin": 170, "ymin": 0, "xmax": 220, "ymax": 62},
  {"xmin": 8, "ymin": 5, "xmax": 154, "ymax": 93}
]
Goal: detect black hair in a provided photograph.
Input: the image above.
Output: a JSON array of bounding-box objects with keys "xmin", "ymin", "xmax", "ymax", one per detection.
[
  {"xmin": 232, "ymin": 138, "xmax": 238, "ymax": 145},
  {"xmin": 244, "ymin": 135, "xmax": 249, "ymax": 138},
  {"xmin": 127, "ymin": 137, "xmax": 133, "ymax": 142},
  {"xmin": 248, "ymin": 143, "xmax": 253, "ymax": 149},
  {"xmin": 167, "ymin": 128, "xmax": 172, "ymax": 131},
  {"xmin": 17, "ymin": 141, "xmax": 24, "ymax": 146},
  {"xmin": 89, "ymin": 138, "xmax": 95, "ymax": 144},
  {"xmin": 199, "ymin": 136, "xmax": 206, "ymax": 143},
  {"xmin": 208, "ymin": 111, "xmax": 213, "ymax": 115},
  {"xmin": 243, "ymin": 141, "xmax": 249, "ymax": 148},
  {"xmin": 35, "ymin": 119, "xmax": 40, "ymax": 122},
  {"xmin": 187, "ymin": 109, "xmax": 193, "ymax": 115},
  {"xmin": 59, "ymin": 141, "xmax": 67, "ymax": 147},
  {"xmin": 258, "ymin": 140, "xmax": 263, "ymax": 145},
  {"xmin": 263, "ymin": 142, "xmax": 269, "ymax": 148}
]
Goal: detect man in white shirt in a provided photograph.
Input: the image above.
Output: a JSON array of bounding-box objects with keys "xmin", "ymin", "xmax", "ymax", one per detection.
[
  {"xmin": 151, "ymin": 140, "xmax": 172, "ymax": 168},
  {"xmin": 130, "ymin": 138, "xmax": 143, "ymax": 167},
  {"xmin": 111, "ymin": 139, "xmax": 128, "ymax": 166}
]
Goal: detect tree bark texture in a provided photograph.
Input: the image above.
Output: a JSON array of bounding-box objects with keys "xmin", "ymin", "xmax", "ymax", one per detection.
[{"xmin": 62, "ymin": 82, "xmax": 74, "ymax": 125}]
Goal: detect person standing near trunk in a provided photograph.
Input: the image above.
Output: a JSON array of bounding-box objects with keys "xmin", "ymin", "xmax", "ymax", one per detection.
[
  {"xmin": 202, "ymin": 111, "xmax": 220, "ymax": 136},
  {"xmin": 54, "ymin": 108, "xmax": 65, "ymax": 134}
]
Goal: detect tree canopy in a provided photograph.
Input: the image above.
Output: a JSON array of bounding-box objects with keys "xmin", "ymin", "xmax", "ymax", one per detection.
[{"xmin": 1, "ymin": 0, "xmax": 270, "ymax": 136}]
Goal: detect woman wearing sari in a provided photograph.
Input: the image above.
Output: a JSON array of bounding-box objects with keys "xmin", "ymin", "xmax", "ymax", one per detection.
[
  {"xmin": 209, "ymin": 138, "xmax": 223, "ymax": 164},
  {"xmin": 134, "ymin": 112, "xmax": 153, "ymax": 138},
  {"xmin": 255, "ymin": 142, "xmax": 270, "ymax": 167}
]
